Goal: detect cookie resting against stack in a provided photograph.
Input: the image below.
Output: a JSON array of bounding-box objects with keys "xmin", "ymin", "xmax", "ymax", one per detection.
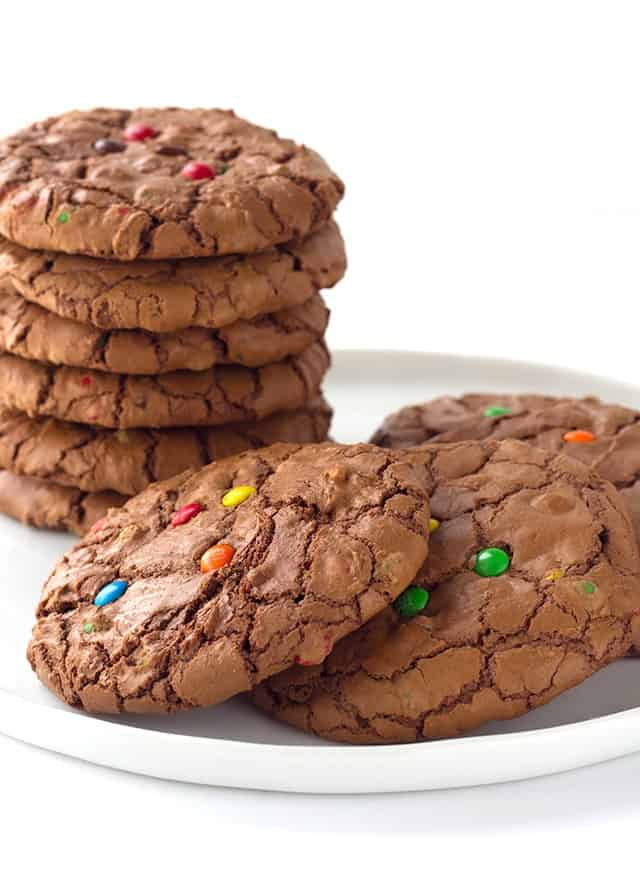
[
  {"xmin": 370, "ymin": 394, "xmax": 640, "ymax": 545},
  {"xmin": 0, "ymin": 107, "xmax": 346, "ymax": 532},
  {"xmin": 255, "ymin": 440, "xmax": 640, "ymax": 742}
]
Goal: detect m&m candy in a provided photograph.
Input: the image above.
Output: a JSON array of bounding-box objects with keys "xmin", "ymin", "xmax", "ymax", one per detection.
[
  {"xmin": 563, "ymin": 430, "xmax": 596, "ymax": 443},
  {"xmin": 394, "ymin": 585, "xmax": 430, "ymax": 617},
  {"xmin": 171, "ymin": 502, "xmax": 204, "ymax": 528},
  {"xmin": 200, "ymin": 543, "xmax": 235, "ymax": 573},
  {"xmin": 483, "ymin": 405, "xmax": 512, "ymax": 418},
  {"xmin": 181, "ymin": 161, "xmax": 217, "ymax": 181},
  {"xmin": 428, "ymin": 518, "xmax": 440, "ymax": 533},
  {"xmin": 94, "ymin": 138, "xmax": 126, "ymax": 154},
  {"xmin": 94, "ymin": 579, "xmax": 128, "ymax": 607},
  {"xmin": 222, "ymin": 486, "xmax": 256, "ymax": 508},
  {"xmin": 474, "ymin": 547, "xmax": 511, "ymax": 577},
  {"xmin": 123, "ymin": 123, "xmax": 158, "ymax": 142}
]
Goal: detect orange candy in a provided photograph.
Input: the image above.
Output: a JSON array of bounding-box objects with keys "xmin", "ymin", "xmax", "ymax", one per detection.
[
  {"xmin": 200, "ymin": 543, "xmax": 235, "ymax": 573},
  {"xmin": 563, "ymin": 430, "xmax": 596, "ymax": 443}
]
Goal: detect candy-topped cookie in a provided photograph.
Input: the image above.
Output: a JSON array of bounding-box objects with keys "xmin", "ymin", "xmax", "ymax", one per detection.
[
  {"xmin": 371, "ymin": 394, "xmax": 640, "ymax": 543},
  {"xmin": 0, "ymin": 108, "xmax": 344, "ymax": 260},
  {"xmin": 0, "ymin": 221, "xmax": 345, "ymax": 333},
  {"xmin": 254, "ymin": 440, "xmax": 640, "ymax": 743},
  {"xmin": 27, "ymin": 442, "xmax": 433, "ymax": 713},
  {"xmin": 0, "ymin": 287, "xmax": 330, "ymax": 373}
]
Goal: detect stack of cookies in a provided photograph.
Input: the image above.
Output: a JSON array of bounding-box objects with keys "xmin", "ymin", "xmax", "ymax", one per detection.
[{"xmin": 0, "ymin": 108, "xmax": 345, "ymax": 534}]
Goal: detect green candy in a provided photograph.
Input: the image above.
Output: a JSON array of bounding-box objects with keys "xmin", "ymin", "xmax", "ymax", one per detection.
[
  {"xmin": 57, "ymin": 211, "xmax": 70, "ymax": 224},
  {"xmin": 582, "ymin": 581, "xmax": 596, "ymax": 595},
  {"xmin": 474, "ymin": 547, "xmax": 511, "ymax": 577},
  {"xmin": 483, "ymin": 405, "xmax": 512, "ymax": 418},
  {"xmin": 394, "ymin": 585, "xmax": 430, "ymax": 617},
  {"xmin": 83, "ymin": 623, "xmax": 95, "ymax": 634}
]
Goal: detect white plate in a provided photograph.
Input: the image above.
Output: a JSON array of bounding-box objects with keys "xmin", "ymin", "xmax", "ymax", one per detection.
[{"xmin": 3, "ymin": 349, "xmax": 640, "ymax": 794}]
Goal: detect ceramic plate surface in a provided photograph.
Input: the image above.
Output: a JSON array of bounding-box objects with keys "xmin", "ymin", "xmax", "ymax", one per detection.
[{"xmin": 3, "ymin": 350, "xmax": 640, "ymax": 793}]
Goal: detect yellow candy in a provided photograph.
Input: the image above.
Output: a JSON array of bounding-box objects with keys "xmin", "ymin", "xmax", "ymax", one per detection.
[
  {"xmin": 429, "ymin": 518, "xmax": 440, "ymax": 533},
  {"xmin": 222, "ymin": 485, "xmax": 256, "ymax": 507},
  {"xmin": 544, "ymin": 569, "xmax": 564, "ymax": 582}
]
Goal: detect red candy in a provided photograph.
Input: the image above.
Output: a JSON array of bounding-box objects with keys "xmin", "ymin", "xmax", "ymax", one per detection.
[
  {"xmin": 81, "ymin": 376, "xmax": 91, "ymax": 387},
  {"xmin": 181, "ymin": 161, "xmax": 217, "ymax": 181},
  {"xmin": 123, "ymin": 123, "xmax": 158, "ymax": 142},
  {"xmin": 171, "ymin": 502, "xmax": 204, "ymax": 528},
  {"xmin": 295, "ymin": 657, "xmax": 318, "ymax": 667}
]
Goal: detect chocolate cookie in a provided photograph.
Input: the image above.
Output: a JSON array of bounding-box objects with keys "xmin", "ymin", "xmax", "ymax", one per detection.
[
  {"xmin": 371, "ymin": 394, "xmax": 640, "ymax": 543},
  {"xmin": 0, "ymin": 220, "xmax": 345, "ymax": 333},
  {"xmin": 27, "ymin": 442, "xmax": 432, "ymax": 714},
  {"xmin": 0, "ymin": 396, "xmax": 332, "ymax": 495},
  {"xmin": 0, "ymin": 287, "xmax": 329, "ymax": 373},
  {"xmin": 254, "ymin": 440, "xmax": 640, "ymax": 743},
  {"xmin": 0, "ymin": 108, "xmax": 344, "ymax": 260},
  {"xmin": 0, "ymin": 341, "xmax": 329, "ymax": 429},
  {"xmin": 0, "ymin": 470, "xmax": 124, "ymax": 535}
]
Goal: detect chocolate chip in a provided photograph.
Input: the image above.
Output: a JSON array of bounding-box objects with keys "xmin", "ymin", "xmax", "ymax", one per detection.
[{"xmin": 94, "ymin": 138, "xmax": 126, "ymax": 155}]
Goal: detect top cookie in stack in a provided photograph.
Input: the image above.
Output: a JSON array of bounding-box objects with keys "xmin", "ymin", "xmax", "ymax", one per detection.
[{"xmin": 0, "ymin": 108, "xmax": 346, "ymax": 533}]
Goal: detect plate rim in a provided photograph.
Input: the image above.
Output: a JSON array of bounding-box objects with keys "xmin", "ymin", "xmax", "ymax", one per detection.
[{"xmin": 3, "ymin": 348, "xmax": 640, "ymax": 793}]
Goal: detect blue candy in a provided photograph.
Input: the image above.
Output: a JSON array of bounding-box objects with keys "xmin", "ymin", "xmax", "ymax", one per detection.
[{"xmin": 94, "ymin": 579, "xmax": 128, "ymax": 607}]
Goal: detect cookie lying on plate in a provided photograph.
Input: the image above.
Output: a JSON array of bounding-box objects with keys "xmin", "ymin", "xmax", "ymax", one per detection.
[
  {"xmin": 0, "ymin": 287, "xmax": 330, "ymax": 373},
  {"xmin": 371, "ymin": 394, "xmax": 640, "ymax": 543},
  {"xmin": 0, "ymin": 342, "xmax": 329, "ymax": 429},
  {"xmin": 0, "ymin": 397, "xmax": 332, "ymax": 496},
  {"xmin": 0, "ymin": 221, "xmax": 345, "ymax": 333},
  {"xmin": 0, "ymin": 108, "xmax": 344, "ymax": 260},
  {"xmin": 27, "ymin": 442, "xmax": 433, "ymax": 713},
  {"xmin": 254, "ymin": 440, "xmax": 640, "ymax": 743}
]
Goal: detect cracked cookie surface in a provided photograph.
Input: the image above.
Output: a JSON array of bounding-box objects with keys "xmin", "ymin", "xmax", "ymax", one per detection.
[
  {"xmin": 372, "ymin": 394, "xmax": 640, "ymax": 544},
  {"xmin": 0, "ymin": 341, "xmax": 329, "ymax": 429},
  {"xmin": 0, "ymin": 287, "xmax": 329, "ymax": 373},
  {"xmin": 0, "ymin": 470, "xmax": 124, "ymax": 535},
  {"xmin": 0, "ymin": 220, "xmax": 345, "ymax": 333},
  {"xmin": 0, "ymin": 108, "xmax": 344, "ymax": 260},
  {"xmin": 0, "ymin": 396, "xmax": 332, "ymax": 495},
  {"xmin": 27, "ymin": 442, "xmax": 432, "ymax": 714},
  {"xmin": 254, "ymin": 439, "xmax": 640, "ymax": 743}
]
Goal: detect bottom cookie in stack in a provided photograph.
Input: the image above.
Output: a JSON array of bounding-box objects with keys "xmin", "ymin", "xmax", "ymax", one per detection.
[
  {"xmin": 0, "ymin": 397, "xmax": 332, "ymax": 534},
  {"xmin": 0, "ymin": 471, "xmax": 124, "ymax": 536}
]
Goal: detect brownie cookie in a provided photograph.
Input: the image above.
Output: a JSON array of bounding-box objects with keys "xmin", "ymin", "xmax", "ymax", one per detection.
[
  {"xmin": 254, "ymin": 439, "xmax": 640, "ymax": 743},
  {"xmin": 0, "ymin": 396, "xmax": 332, "ymax": 495},
  {"xmin": 0, "ymin": 220, "xmax": 345, "ymax": 333},
  {"xmin": 27, "ymin": 442, "xmax": 432, "ymax": 714},
  {"xmin": 0, "ymin": 287, "xmax": 329, "ymax": 373},
  {"xmin": 0, "ymin": 341, "xmax": 329, "ymax": 429},
  {"xmin": 372, "ymin": 394, "xmax": 640, "ymax": 543},
  {"xmin": 0, "ymin": 470, "xmax": 124, "ymax": 535},
  {"xmin": 0, "ymin": 108, "xmax": 344, "ymax": 260}
]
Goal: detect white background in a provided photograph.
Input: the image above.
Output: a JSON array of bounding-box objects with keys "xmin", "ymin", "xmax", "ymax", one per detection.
[{"xmin": 2, "ymin": 1, "xmax": 640, "ymax": 878}]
